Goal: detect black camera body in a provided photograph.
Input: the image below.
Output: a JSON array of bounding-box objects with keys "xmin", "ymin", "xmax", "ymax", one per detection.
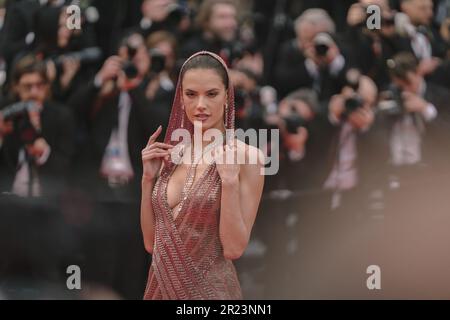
[
  {"xmin": 378, "ymin": 86, "xmax": 405, "ymax": 117},
  {"xmin": 165, "ymin": 3, "xmax": 188, "ymax": 28},
  {"xmin": 313, "ymin": 33, "xmax": 334, "ymax": 57},
  {"xmin": 1, "ymin": 101, "xmax": 41, "ymax": 145},
  {"xmin": 122, "ymin": 44, "xmax": 139, "ymax": 79},
  {"xmin": 339, "ymin": 68, "xmax": 364, "ymax": 120},
  {"xmin": 342, "ymin": 95, "xmax": 364, "ymax": 120},
  {"xmin": 284, "ymin": 105, "xmax": 306, "ymax": 134},
  {"xmin": 315, "ymin": 43, "xmax": 329, "ymax": 57},
  {"xmin": 123, "ymin": 61, "xmax": 139, "ymax": 79},
  {"xmin": 51, "ymin": 47, "xmax": 102, "ymax": 68},
  {"xmin": 149, "ymin": 48, "xmax": 166, "ymax": 74}
]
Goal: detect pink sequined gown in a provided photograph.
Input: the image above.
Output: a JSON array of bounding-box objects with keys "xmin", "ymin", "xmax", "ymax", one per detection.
[{"xmin": 143, "ymin": 160, "xmax": 243, "ymax": 300}]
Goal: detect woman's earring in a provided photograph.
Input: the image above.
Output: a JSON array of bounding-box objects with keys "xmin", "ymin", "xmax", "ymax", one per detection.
[
  {"xmin": 181, "ymin": 105, "xmax": 185, "ymax": 128},
  {"xmin": 223, "ymin": 103, "xmax": 228, "ymax": 127}
]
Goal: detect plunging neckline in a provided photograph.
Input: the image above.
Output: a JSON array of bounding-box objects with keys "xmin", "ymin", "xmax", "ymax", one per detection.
[{"xmin": 164, "ymin": 156, "xmax": 215, "ymax": 223}]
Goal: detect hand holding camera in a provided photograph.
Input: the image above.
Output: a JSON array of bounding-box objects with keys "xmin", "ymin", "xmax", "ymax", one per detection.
[
  {"xmin": 305, "ymin": 33, "xmax": 340, "ymax": 67},
  {"xmin": 94, "ymin": 55, "xmax": 139, "ymax": 91},
  {"xmin": 96, "ymin": 56, "xmax": 123, "ymax": 85},
  {"xmin": 48, "ymin": 47, "xmax": 102, "ymax": 88},
  {"xmin": 0, "ymin": 101, "xmax": 50, "ymax": 160},
  {"xmin": 278, "ymin": 99, "xmax": 310, "ymax": 160},
  {"xmin": 347, "ymin": 106, "xmax": 374, "ymax": 130},
  {"xmin": 329, "ymin": 89, "xmax": 373, "ymax": 130}
]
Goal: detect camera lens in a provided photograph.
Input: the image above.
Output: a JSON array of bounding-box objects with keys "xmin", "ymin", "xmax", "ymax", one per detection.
[
  {"xmin": 149, "ymin": 49, "xmax": 166, "ymax": 74},
  {"xmin": 315, "ymin": 44, "xmax": 329, "ymax": 57},
  {"xmin": 284, "ymin": 106, "xmax": 305, "ymax": 134},
  {"xmin": 123, "ymin": 61, "xmax": 138, "ymax": 79}
]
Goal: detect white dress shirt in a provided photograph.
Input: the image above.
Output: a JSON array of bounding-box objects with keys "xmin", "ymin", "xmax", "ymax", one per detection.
[{"xmin": 389, "ymin": 81, "xmax": 437, "ymax": 166}]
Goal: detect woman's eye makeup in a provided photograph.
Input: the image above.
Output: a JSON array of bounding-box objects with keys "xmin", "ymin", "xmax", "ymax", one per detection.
[{"xmin": 185, "ymin": 90, "xmax": 220, "ymax": 98}]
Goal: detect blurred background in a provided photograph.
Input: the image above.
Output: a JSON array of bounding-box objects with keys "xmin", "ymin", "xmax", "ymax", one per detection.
[{"xmin": 1, "ymin": 0, "xmax": 450, "ymax": 299}]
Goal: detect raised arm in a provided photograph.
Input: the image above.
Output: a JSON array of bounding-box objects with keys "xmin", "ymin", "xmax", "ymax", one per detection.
[
  {"xmin": 214, "ymin": 142, "xmax": 265, "ymax": 260},
  {"xmin": 140, "ymin": 125, "xmax": 174, "ymax": 254}
]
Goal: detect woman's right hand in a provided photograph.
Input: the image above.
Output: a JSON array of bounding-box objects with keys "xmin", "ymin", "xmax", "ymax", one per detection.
[{"xmin": 141, "ymin": 125, "xmax": 173, "ymax": 181}]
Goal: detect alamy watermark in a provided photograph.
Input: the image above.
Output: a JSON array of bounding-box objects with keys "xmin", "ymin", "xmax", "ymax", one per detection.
[
  {"xmin": 366, "ymin": 5, "xmax": 382, "ymax": 30},
  {"xmin": 65, "ymin": 4, "xmax": 384, "ymax": 32},
  {"xmin": 366, "ymin": 265, "xmax": 381, "ymax": 290},
  {"xmin": 66, "ymin": 5, "xmax": 81, "ymax": 30},
  {"xmin": 168, "ymin": 121, "xmax": 280, "ymax": 176},
  {"xmin": 66, "ymin": 265, "xmax": 81, "ymax": 290}
]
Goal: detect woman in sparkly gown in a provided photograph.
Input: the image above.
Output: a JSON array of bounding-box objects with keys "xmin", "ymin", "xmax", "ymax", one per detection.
[{"xmin": 140, "ymin": 51, "xmax": 265, "ymax": 300}]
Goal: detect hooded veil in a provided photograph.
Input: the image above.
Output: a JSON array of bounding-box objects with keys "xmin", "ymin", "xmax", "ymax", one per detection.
[{"xmin": 162, "ymin": 51, "xmax": 235, "ymax": 163}]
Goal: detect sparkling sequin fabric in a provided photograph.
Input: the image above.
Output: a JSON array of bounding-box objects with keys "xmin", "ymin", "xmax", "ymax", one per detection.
[
  {"xmin": 143, "ymin": 51, "xmax": 242, "ymax": 300},
  {"xmin": 143, "ymin": 159, "xmax": 243, "ymax": 300}
]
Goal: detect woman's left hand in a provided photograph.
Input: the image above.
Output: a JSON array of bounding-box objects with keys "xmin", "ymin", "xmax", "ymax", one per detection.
[{"xmin": 213, "ymin": 142, "xmax": 240, "ymax": 184}]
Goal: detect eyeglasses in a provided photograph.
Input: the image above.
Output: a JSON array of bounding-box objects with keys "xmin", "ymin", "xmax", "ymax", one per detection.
[{"xmin": 18, "ymin": 81, "xmax": 47, "ymax": 92}]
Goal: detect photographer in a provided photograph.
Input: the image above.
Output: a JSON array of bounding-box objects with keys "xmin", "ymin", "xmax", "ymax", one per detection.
[
  {"xmin": 322, "ymin": 72, "xmax": 377, "ymax": 211},
  {"xmin": 138, "ymin": 0, "xmax": 190, "ymax": 40},
  {"xmin": 143, "ymin": 31, "xmax": 176, "ymax": 106},
  {"xmin": 0, "ymin": 55, "xmax": 75, "ymax": 197},
  {"xmin": 29, "ymin": 5, "xmax": 98, "ymax": 102},
  {"xmin": 180, "ymin": 0, "xmax": 239, "ymax": 65},
  {"xmin": 0, "ymin": 0, "xmax": 44, "ymax": 69},
  {"xmin": 399, "ymin": 0, "xmax": 447, "ymax": 59},
  {"xmin": 67, "ymin": 31, "xmax": 168, "ymax": 202},
  {"xmin": 229, "ymin": 67, "xmax": 268, "ymax": 131},
  {"xmin": 380, "ymin": 52, "xmax": 450, "ymax": 172},
  {"xmin": 274, "ymin": 9, "xmax": 349, "ymax": 100},
  {"xmin": 274, "ymin": 89, "xmax": 316, "ymax": 191},
  {"xmin": 344, "ymin": 0, "xmax": 415, "ymax": 89}
]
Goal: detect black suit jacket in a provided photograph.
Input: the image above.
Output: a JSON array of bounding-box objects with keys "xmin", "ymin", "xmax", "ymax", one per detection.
[
  {"xmin": 67, "ymin": 79, "xmax": 170, "ymax": 200},
  {"xmin": 273, "ymin": 39, "xmax": 349, "ymax": 100}
]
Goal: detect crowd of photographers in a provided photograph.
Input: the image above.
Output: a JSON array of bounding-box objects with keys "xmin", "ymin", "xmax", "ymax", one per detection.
[{"xmin": 0, "ymin": 0, "xmax": 450, "ymax": 298}]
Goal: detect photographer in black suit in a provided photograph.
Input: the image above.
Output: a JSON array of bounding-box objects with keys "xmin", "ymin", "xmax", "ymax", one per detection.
[
  {"xmin": 67, "ymin": 31, "xmax": 168, "ymax": 202},
  {"xmin": 321, "ymin": 72, "xmax": 377, "ymax": 212},
  {"xmin": 0, "ymin": 54, "xmax": 75, "ymax": 197},
  {"xmin": 274, "ymin": 9, "xmax": 349, "ymax": 100},
  {"xmin": 378, "ymin": 52, "xmax": 450, "ymax": 180}
]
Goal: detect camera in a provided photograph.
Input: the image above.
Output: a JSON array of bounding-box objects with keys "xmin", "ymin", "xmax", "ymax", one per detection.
[
  {"xmin": 342, "ymin": 95, "xmax": 364, "ymax": 120},
  {"xmin": 122, "ymin": 43, "xmax": 139, "ymax": 79},
  {"xmin": 338, "ymin": 68, "xmax": 364, "ymax": 120},
  {"xmin": 51, "ymin": 47, "xmax": 103, "ymax": 68},
  {"xmin": 148, "ymin": 48, "xmax": 166, "ymax": 74},
  {"xmin": 0, "ymin": 101, "xmax": 41, "ymax": 145},
  {"xmin": 283, "ymin": 105, "xmax": 306, "ymax": 134},
  {"xmin": 165, "ymin": 3, "xmax": 188, "ymax": 28},
  {"xmin": 378, "ymin": 86, "xmax": 404, "ymax": 116},
  {"xmin": 313, "ymin": 33, "xmax": 334, "ymax": 57}
]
